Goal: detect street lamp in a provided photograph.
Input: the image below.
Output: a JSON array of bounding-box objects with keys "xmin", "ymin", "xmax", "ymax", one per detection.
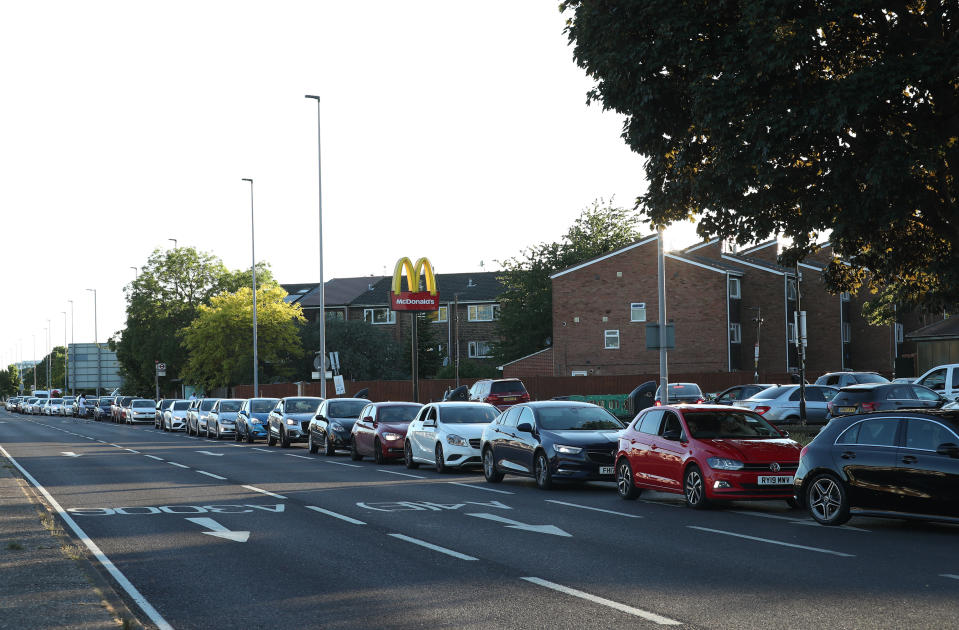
[
  {"xmin": 744, "ymin": 306, "xmax": 763, "ymax": 383},
  {"xmin": 242, "ymin": 178, "xmax": 258, "ymax": 398},
  {"xmin": 46, "ymin": 319, "xmax": 51, "ymax": 390},
  {"xmin": 130, "ymin": 266, "xmax": 138, "ymax": 280},
  {"xmin": 168, "ymin": 238, "xmax": 177, "ymax": 249},
  {"xmin": 67, "ymin": 299, "xmax": 74, "ymax": 394},
  {"xmin": 61, "ymin": 312, "xmax": 67, "ymax": 392},
  {"xmin": 86, "ymin": 288, "xmax": 100, "ymax": 396},
  {"xmin": 305, "ymin": 94, "xmax": 326, "ymax": 398}
]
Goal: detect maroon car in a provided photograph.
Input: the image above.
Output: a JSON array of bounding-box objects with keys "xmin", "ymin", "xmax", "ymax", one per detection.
[{"xmin": 350, "ymin": 402, "xmax": 424, "ymax": 463}]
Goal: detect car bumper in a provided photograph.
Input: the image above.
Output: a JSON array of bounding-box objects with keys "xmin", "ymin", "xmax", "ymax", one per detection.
[
  {"xmin": 440, "ymin": 444, "xmax": 483, "ymax": 468},
  {"xmin": 704, "ymin": 469, "xmax": 798, "ymax": 500}
]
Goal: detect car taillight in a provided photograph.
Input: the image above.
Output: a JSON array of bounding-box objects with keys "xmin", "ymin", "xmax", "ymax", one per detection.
[
  {"xmin": 654, "ymin": 400, "xmax": 662, "ymax": 406},
  {"xmin": 696, "ymin": 398, "xmax": 704, "ymax": 404},
  {"xmin": 754, "ymin": 405, "xmax": 771, "ymax": 415},
  {"xmin": 861, "ymin": 402, "xmax": 878, "ymax": 412}
]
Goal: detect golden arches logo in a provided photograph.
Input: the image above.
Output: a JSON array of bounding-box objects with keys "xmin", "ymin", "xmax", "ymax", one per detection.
[{"xmin": 390, "ymin": 257, "xmax": 440, "ymax": 311}]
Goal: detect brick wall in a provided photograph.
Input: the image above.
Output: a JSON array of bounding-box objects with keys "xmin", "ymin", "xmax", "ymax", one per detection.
[{"xmin": 502, "ymin": 348, "xmax": 553, "ymax": 378}]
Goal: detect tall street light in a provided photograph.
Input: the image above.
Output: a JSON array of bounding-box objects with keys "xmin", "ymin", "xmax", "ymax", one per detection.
[
  {"xmin": 32, "ymin": 334, "xmax": 36, "ymax": 390},
  {"xmin": 130, "ymin": 266, "xmax": 138, "ymax": 280},
  {"xmin": 46, "ymin": 319, "xmax": 51, "ymax": 390},
  {"xmin": 305, "ymin": 94, "xmax": 326, "ymax": 398},
  {"xmin": 61, "ymin": 312, "xmax": 68, "ymax": 392},
  {"xmin": 87, "ymin": 288, "xmax": 100, "ymax": 396},
  {"xmin": 168, "ymin": 238, "xmax": 177, "ymax": 249},
  {"xmin": 67, "ymin": 299, "xmax": 74, "ymax": 394},
  {"xmin": 242, "ymin": 178, "xmax": 258, "ymax": 397}
]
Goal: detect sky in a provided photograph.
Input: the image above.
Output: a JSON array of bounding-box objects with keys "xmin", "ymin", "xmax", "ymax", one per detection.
[{"xmin": 0, "ymin": 1, "xmax": 700, "ymax": 368}]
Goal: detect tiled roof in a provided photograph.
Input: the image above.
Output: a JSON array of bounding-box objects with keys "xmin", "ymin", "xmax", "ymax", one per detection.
[
  {"xmin": 349, "ymin": 272, "xmax": 504, "ymax": 306},
  {"xmin": 906, "ymin": 317, "xmax": 959, "ymax": 340},
  {"xmin": 298, "ymin": 277, "xmax": 387, "ymax": 307}
]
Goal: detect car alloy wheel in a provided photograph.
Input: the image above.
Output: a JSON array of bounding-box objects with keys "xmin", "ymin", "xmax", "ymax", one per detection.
[
  {"xmin": 435, "ymin": 444, "xmax": 447, "ymax": 473},
  {"xmin": 616, "ymin": 458, "xmax": 641, "ymax": 500},
  {"xmin": 404, "ymin": 441, "xmax": 419, "ymax": 469},
  {"xmin": 483, "ymin": 448, "xmax": 504, "ymax": 483},
  {"xmin": 534, "ymin": 452, "xmax": 552, "ymax": 490},
  {"xmin": 684, "ymin": 465, "xmax": 708, "ymax": 509},
  {"xmin": 806, "ymin": 474, "xmax": 851, "ymax": 525}
]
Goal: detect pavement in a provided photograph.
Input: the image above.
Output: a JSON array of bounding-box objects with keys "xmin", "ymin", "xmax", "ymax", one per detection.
[{"xmin": 0, "ymin": 440, "xmax": 137, "ymax": 630}]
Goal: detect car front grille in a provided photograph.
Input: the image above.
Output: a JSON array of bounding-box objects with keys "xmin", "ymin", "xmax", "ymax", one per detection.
[
  {"xmin": 586, "ymin": 450, "xmax": 615, "ymax": 465},
  {"xmin": 741, "ymin": 463, "xmax": 798, "ymax": 472},
  {"xmin": 468, "ymin": 438, "xmax": 481, "ymax": 449},
  {"xmin": 301, "ymin": 421, "xmax": 310, "ymax": 433}
]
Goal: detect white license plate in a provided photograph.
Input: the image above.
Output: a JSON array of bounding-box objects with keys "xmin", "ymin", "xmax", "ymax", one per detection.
[
  {"xmin": 599, "ymin": 466, "xmax": 614, "ymax": 475},
  {"xmin": 758, "ymin": 475, "xmax": 794, "ymax": 485}
]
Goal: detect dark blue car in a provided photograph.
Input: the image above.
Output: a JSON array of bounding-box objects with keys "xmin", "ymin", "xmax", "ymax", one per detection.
[
  {"xmin": 480, "ymin": 401, "xmax": 625, "ymax": 489},
  {"xmin": 235, "ymin": 398, "xmax": 279, "ymax": 443}
]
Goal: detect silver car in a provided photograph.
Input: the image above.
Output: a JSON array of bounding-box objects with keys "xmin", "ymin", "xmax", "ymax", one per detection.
[
  {"xmin": 187, "ymin": 398, "xmax": 219, "ymax": 436},
  {"xmin": 206, "ymin": 399, "xmax": 243, "ymax": 439},
  {"xmin": 736, "ymin": 385, "xmax": 839, "ymax": 425}
]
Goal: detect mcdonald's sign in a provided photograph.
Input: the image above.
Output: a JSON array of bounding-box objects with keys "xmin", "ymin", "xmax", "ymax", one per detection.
[{"xmin": 390, "ymin": 257, "xmax": 440, "ymax": 311}]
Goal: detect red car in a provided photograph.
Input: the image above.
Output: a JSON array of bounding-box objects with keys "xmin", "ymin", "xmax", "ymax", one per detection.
[
  {"xmin": 615, "ymin": 404, "xmax": 801, "ymax": 508},
  {"xmin": 350, "ymin": 402, "xmax": 424, "ymax": 463}
]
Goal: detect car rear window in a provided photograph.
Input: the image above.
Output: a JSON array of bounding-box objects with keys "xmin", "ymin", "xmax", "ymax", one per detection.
[
  {"xmin": 378, "ymin": 405, "xmax": 421, "ymax": 423},
  {"xmin": 668, "ymin": 384, "xmax": 702, "ymax": 396},
  {"xmin": 753, "ymin": 386, "xmax": 790, "ymax": 400},
  {"xmin": 832, "ymin": 390, "xmax": 875, "ymax": 403},
  {"xmin": 490, "ymin": 381, "xmax": 527, "ymax": 395}
]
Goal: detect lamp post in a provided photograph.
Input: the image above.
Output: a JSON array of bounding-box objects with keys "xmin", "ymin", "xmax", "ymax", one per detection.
[
  {"xmin": 744, "ymin": 306, "xmax": 763, "ymax": 383},
  {"xmin": 87, "ymin": 288, "xmax": 99, "ymax": 396},
  {"xmin": 130, "ymin": 266, "xmax": 138, "ymax": 280},
  {"xmin": 242, "ymin": 178, "xmax": 258, "ymax": 398},
  {"xmin": 168, "ymin": 238, "xmax": 177, "ymax": 249},
  {"xmin": 46, "ymin": 319, "xmax": 51, "ymax": 390},
  {"xmin": 61, "ymin": 312, "xmax": 67, "ymax": 392},
  {"xmin": 32, "ymin": 334, "xmax": 36, "ymax": 390},
  {"xmin": 305, "ymin": 94, "xmax": 326, "ymax": 398},
  {"xmin": 67, "ymin": 300, "xmax": 74, "ymax": 394}
]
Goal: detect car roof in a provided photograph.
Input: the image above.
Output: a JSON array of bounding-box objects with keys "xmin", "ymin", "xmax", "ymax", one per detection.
[
  {"xmin": 839, "ymin": 383, "xmax": 887, "ymax": 391},
  {"xmin": 830, "ymin": 409, "xmax": 959, "ymax": 429},
  {"xmin": 516, "ymin": 400, "xmax": 604, "ymax": 409}
]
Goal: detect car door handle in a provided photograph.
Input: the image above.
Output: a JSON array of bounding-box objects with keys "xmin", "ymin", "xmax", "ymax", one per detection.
[
  {"xmin": 840, "ymin": 451, "xmax": 856, "ymax": 459},
  {"xmin": 902, "ymin": 455, "xmax": 918, "ymax": 464}
]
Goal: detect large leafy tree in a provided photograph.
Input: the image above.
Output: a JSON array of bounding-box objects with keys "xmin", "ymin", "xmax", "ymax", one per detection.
[
  {"xmin": 0, "ymin": 364, "xmax": 22, "ymax": 396},
  {"xmin": 180, "ymin": 285, "xmax": 304, "ymax": 391},
  {"xmin": 496, "ymin": 199, "xmax": 643, "ymax": 362},
  {"xmin": 562, "ymin": 1, "xmax": 958, "ymax": 316},
  {"xmin": 298, "ymin": 318, "xmax": 406, "ymax": 381},
  {"xmin": 114, "ymin": 247, "xmax": 275, "ymax": 393}
]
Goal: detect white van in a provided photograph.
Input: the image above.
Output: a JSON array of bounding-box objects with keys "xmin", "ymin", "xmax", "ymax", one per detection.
[
  {"xmin": 914, "ymin": 364, "xmax": 959, "ymax": 402},
  {"xmin": 32, "ymin": 390, "xmax": 50, "ymax": 399}
]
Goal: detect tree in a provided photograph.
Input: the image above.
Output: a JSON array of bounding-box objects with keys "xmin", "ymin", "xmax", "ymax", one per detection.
[
  {"xmin": 0, "ymin": 364, "xmax": 22, "ymax": 397},
  {"xmin": 402, "ymin": 312, "xmax": 444, "ymax": 379},
  {"xmin": 180, "ymin": 285, "xmax": 305, "ymax": 391},
  {"xmin": 298, "ymin": 318, "xmax": 406, "ymax": 381},
  {"xmin": 495, "ymin": 199, "xmax": 643, "ymax": 362},
  {"xmin": 562, "ymin": 1, "xmax": 959, "ymax": 315}
]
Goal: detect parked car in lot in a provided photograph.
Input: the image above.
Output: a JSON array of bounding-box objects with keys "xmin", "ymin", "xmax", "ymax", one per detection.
[
  {"xmin": 815, "ymin": 371, "xmax": 889, "ymax": 388},
  {"xmin": 616, "ymin": 405, "xmax": 801, "ymax": 508},
  {"xmin": 42, "ymin": 399, "xmax": 59, "ymax": 415},
  {"xmin": 93, "ymin": 398, "xmax": 113, "ymax": 421},
  {"xmin": 481, "ymin": 400, "xmax": 625, "ymax": 489},
  {"xmin": 266, "ymin": 397, "xmax": 323, "ymax": 447},
  {"xmin": 154, "ymin": 399, "xmax": 174, "ymax": 428},
  {"xmin": 350, "ymin": 402, "xmax": 424, "ymax": 463},
  {"xmin": 186, "ymin": 398, "xmax": 219, "ymax": 436},
  {"xmin": 710, "ymin": 384, "xmax": 777, "ymax": 405},
  {"xmin": 162, "ymin": 400, "xmax": 190, "ymax": 431},
  {"xmin": 736, "ymin": 385, "xmax": 839, "ymax": 424},
  {"xmin": 60, "ymin": 396, "xmax": 76, "ymax": 415},
  {"xmin": 404, "ymin": 402, "xmax": 499, "ymax": 472},
  {"xmin": 468, "ymin": 378, "xmax": 530, "ymax": 411},
  {"xmin": 235, "ymin": 398, "xmax": 279, "ymax": 443},
  {"xmin": 206, "ymin": 399, "xmax": 244, "ymax": 439},
  {"xmin": 113, "ymin": 396, "xmax": 135, "ymax": 423},
  {"xmin": 5, "ymin": 397, "xmax": 21, "ymax": 411},
  {"xmin": 127, "ymin": 399, "xmax": 157, "ymax": 424},
  {"xmin": 826, "ymin": 383, "xmax": 944, "ymax": 419},
  {"xmin": 655, "ymin": 383, "xmax": 705, "ymax": 405},
  {"xmin": 913, "ymin": 363, "xmax": 959, "ymax": 403},
  {"xmin": 794, "ymin": 410, "xmax": 959, "ymax": 525},
  {"xmin": 307, "ymin": 398, "xmax": 369, "ymax": 455},
  {"xmin": 21, "ymin": 398, "xmax": 38, "ymax": 413}
]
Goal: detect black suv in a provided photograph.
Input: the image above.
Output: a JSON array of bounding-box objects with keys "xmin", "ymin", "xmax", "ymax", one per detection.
[{"xmin": 827, "ymin": 383, "xmax": 944, "ymax": 418}]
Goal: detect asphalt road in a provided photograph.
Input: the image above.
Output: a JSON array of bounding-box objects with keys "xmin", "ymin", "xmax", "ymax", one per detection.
[{"xmin": 2, "ymin": 409, "xmax": 957, "ymax": 630}]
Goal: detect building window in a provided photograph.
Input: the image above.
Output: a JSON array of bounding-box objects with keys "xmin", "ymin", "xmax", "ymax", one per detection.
[
  {"xmin": 729, "ymin": 323, "xmax": 742, "ymax": 344},
  {"xmin": 468, "ymin": 341, "xmax": 492, "ymax": 358},
  {"xmin": 326, "ymin": 310, "xmax": 345, "ymax": 321},
  {"xmin": 840, "ymin": 291, "xmax": 851, "ymax": 302},
  {"xmin": 363, "ymin": 308, "xmax": 395, "ymax": 325},
  {"xmin": 786, "ymin": 279, "xmax": 797, "ymax": 301},
  {"xmin": 604, "ymin": 330, "xmax": 620, "ymax": 350},
  {"xmin": 728, "ymin": 277, "xmax": 741, "ymax": 299},
  {"xmin": 468, "ymin": 304, "xmax": 499, "ymax": 322},
  {"xmin": 787, "ymin": 322, "xmax": 797, "ymax": 343},
  {"xmin": 842, "ymin": 322, "xmax": 852, "ymax": 343},
  {"xmin": 431, "ymin": 306, "xmax": 448, "ymax": 323},
  {"xmin": 630, "ymin": 302, "xmax": 646, "ymax": 322},
  {"xmin": 571, "ymin": 370, "xmax": 587, "ymax": 376}
]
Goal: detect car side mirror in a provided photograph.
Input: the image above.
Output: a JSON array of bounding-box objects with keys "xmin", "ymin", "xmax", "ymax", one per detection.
[
  {"xmin": 936, "ymin": 442, "xmax": 959, "ymax": 458},
  {"xmin": 662, "ymin": 429, "xmax": 682, "ymax": 441},
  {"xmin": 516, "ymin": 422, "xmax": 533, "ymax": 433}
]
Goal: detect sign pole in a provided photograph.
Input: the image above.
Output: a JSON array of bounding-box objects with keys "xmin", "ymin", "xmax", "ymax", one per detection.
[
  {"xmin": 155, "ymin": 361, "xmax": 160, "ymax": 401},
  {"xmin": 657, "ymin": 227, "xmax": 669, "ymax": 404},
  {"xmin": 411, "ymin": 313, "xmax": 419, "ymax": 403}
]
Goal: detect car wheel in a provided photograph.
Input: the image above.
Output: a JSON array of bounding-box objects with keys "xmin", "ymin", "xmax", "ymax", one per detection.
[
  {"xmin": 806, "ymin": 473, "xmax": 851, "ymax": 525},
  {"xmin": 267, "ymin": 429, "xmax": 276, "ymax": 446},
  {"xmin": 235, "ymin": 427, "xmax": 242, "ymax": 442},
  {"xmin": 246, "ymin": 430, "xmax": 254, "ymax": 444},
  {"xmin": 786, "ymin": 497, "xmax": 800, "ymax": 509},
  {"xmin": 324, "ymin": 431, "xmax": 335, "ymax": 456},
  {"xmin": 616, "ymin": 458, "xmax": 642, "ymax": 500},
  {"xmin": 435, "ymin": 444, "xmax": 448, "ymax": 473},
  {"xmin": 404, "ymin": 441, "xmax": 419, "ymax": 469},
  {"xmin": 280, "ymin": 429, "xmax": 291, "ymax": 448},
  {"xmin": 308, "ymin": 432, "xmax": 318, "ymax": 454},
  {"xmin": 534, "ymin": 452, "xmax": 553, "ymax": 490},
  {"xmin": 684, "ymin": 465, "xmax": 709, "ymax": 509},
  {"xmin": 483, "ymin": 447, "xmax": 504, "ymax": 483},
  {"xmin": 350, "ymin": 437, "xmax": 362, "ymax": 461},
  {"xmin": 373, "ymin": 438, "xmax": 385, "ymax": 465}
]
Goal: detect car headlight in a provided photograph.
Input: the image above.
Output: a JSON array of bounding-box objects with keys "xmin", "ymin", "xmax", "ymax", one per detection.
[
  {"xmin": 707, "ymin": 457, "xmax": 744, "ymax": 470},
  {"xmin": 446, "ymin": 434, "xmax": 468, "ymax": 447},
  {"xmin": 555, "ymin": 444, "xmax": 583, "ymax": 455},
  {"xmin": 286, "ymin": 418, "xmax": 296, "ymax": 425},
  {"xmin": 249, "ymin": 418, "xmax": 260, "ymax": 424},
  {"xmin": 331, "ymin": 423, "xmax": 346, "ymax": 433},
  {"xmin": 382, "ymin": 432, "xmax": 403, "ymax": 441}
]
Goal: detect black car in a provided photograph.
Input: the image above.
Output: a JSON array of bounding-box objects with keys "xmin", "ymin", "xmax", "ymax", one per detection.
[
  {"xmin": 93, "ymin": 397, "xmax": 113, "ymax": 421},
  {"xmin": 308, "ymin": 398, "xmax": 369, "ymax": 455},
  {"xmin": 479, "ymin": 400, "xmax": 626, "ymax": 489},
  {"xmin": 655, "ymin": 383, "xmax": 705, "ymax": 405},
  {"xmin": 794, "ymin": 410, "xmax": 959, "ymax": 525},
  {"xmin": 827, "ymin": 383, "xmax": 944, "ymax": 418},
  {"xmin": 711, "ymin": 384, "xmax": 777, "ymax": 405}
]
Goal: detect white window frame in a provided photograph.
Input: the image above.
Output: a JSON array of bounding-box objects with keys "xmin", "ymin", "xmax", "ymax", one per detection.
[
  {"xmin": 571, "ymin": 370, "xmax": 588, "ymax": 376},
  {"xmin": 630, "ymin": 302, "xmax": 646, "ymax": 322},
  {"xmin": 728, "ymin": 277, "xmax": 741, "ymax": 299},
  {"xmin": 729, "ymin": 323, "xmax": 742, "ymax": 344},
  {"xmin": 432, "ymin": 306, "xmax": 448, "ymax": 323},
  {"xmin": 363, "ymin": 308, "xmax": 396, "ymax": 325},
  {"xmin": 786, "ymin": 279, "xmax": 797, "ymax": 301},
  {"xmin": 468, "ymin": 340, "xmax": 492, "ymax": 358},
  {"xmin": 842, "ymin": 322, "xmax": 852, "ymax": 343},
  {"xmin": 604, "ymin": 330, "xmax": 620, "ymax": 350},
  {"xmin": 787, "ymin": 322, "xmax": 797, "ymax": 343},
  {"xmin": 468, "ymin": 304, "xmax": 499, "ymax": 322}
]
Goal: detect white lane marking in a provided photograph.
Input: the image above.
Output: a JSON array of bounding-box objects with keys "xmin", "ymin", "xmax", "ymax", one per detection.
[
  {"xmin": 377, "ymin": 469, "xmax": 425, "ymax": 479},
  {"xmin": 110, "ymin": 444, "xmax": 121, "ymax": 448},
  {"xmin": 545, "ymin": 499, "xmax": 642, "ymax": 518},
  {"xmin": 252, "ymin": 448, "xmax": 273, "ymax": 453},
  {"xmin": 792, "ymin": 520, "xmax": 871, "ymax": 533},
  {"xmin": 328, "ymin": 461, "xmax": 362, "ymax": 468},
  {"xmin": 467, "ymin": 512, "xmax": 571, "ymax": 537},
  {"xmin": 242, "ymin": 485, "xmax": 287, "ymax": 499},
  {"xmin": 285, "ymin": 454, "xmax": 312, "ymax": 460},
  {"xmin": 185, "ymin": 517, "xmax": 249, "ymax": 542},
  {"xmin": 941, "ymin": 574, "xmax": 959, "ymax": 581},
  {"xmin": 168, "ymin": 462, "xmax": 189, "ymax": 469},
  {"xmin": 447, "ymin": 482, "xmax": 514, "ymax": 495},
  {"xmin": 197, "ymin": 471, "xmax": 227, "ymax": 480},
  {"xmin": 124, "ymin": 449, "xmax": 140, "ymax": 454},
  {"xmin": 521, "ymin": 577, "xmax": 682, "ymax": 626},
  {"xmin": 96, "ymin": 440, "xmax": 107, "ymax": 443},
  {"xmin": 144, "ymin": 455, "xmax": 164, "ymax": 461},
  {"xmin": 0, "ymin": 445, "xmax": 174, "ymax": 630},
  {"xmin": 306, "ymin": 506, "xmax": 366, "ymax": 525},
  {"xmin": 387, "ymin": 534, "xmax": 477, "ymax": 561},
  {"xmin": 61, "ymin": 452, "xmax": 81, "ymax": 457},
  {"xmin": 84, "ymin": 436, "xmax": 94, "ymax": 440},
  {"xmin": 196, "ymin": 451, "xmax": 223, "ymax": 456},
  {"xmin": 688, "ymin": 526, "xmax": 854, "ymax": 557}
]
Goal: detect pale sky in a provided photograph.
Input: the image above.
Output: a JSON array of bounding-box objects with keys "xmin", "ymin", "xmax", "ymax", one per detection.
[{"xmin": 0, "ymin": 1, "xmax": 700, "ymax": 368}]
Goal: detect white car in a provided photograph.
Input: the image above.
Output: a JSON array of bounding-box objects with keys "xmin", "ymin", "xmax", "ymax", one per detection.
[
  {"xmin": 128, "ymin": 399, "xmax": 157, "ymax": 424},
  {"xmin": 42, "ymin": 399, "xmax": 61, "ymax": 415},
  {"xmin": 404, "ymin": 402, "xmax": 499, "ymax": 472},
  {"xmin": 163, "ymin": 400, "xmax": 190, "ymax": 431},
  {"xmin": 60, "ymin": 397, "xmax": 76, "ymax": 415}
]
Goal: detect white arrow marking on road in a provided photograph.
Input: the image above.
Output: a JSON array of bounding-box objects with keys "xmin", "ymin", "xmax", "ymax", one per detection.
[
  {"xmin": 61, "ymin": 452, "xmax": 81, "ymax": 457},
  {"xmin": 466, "ymin": 512, "xmax": 571, "ymax": 537},
  {"xmin": 196, "ymin": 451, "xmax": 223, "ymax": 456},
  {"xmin": 185, "ymin": 517, "xmax": 249, "ymax": 542}
]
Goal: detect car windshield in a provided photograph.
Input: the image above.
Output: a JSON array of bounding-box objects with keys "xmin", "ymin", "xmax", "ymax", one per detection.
[
  {"xmin": 440, "ymin": 406, "xmax": 498, "ymax": 424},
  {"xmin": 752, "ymin": 386, "xmax": 791, "ymax": 400},
  {"xmin": 252, "ymin": 399, "xmax": 279, "ymax": 413},
  {"xmin": 491, "ymin": 381, "xmax": 527, "ymax": 395},
  {"xmin": 286, "ymin": 398, "xmax": 322, "ymax": 413},
  {"xmin": 173, "ymin": 401, "xmax": 190, "ymax": 410},
  {"xmin": 133, "ymin": 400, "xmax": 155, "ymax": 408},
  {"xmin": 854, "ymin": 373, "xmax": 890, "ymax": 384},
  {"xmin": 50, "ymin": 399, "xmax": 63, "ymax": 404},
  {"xmin": 378, "ymin": 405, "xmax": 421, "ymax": 422},
  {"xmin": 536, "ymin": 406, "xmax": 624, "ymax": 431},
  {"xmin": 199, "ymin": 400, "xmax": 217, "ymax": 411},
  {"xmin": 219, "ymin": 401, "xmax": 242, "ymax": 412},
  {"xmin": 328, "ymin": 400, "xmax": 367, "ymax": 418},
  {"xmin": 683, "ymin": 411, "xmax": 781, "ymax": 439}
]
